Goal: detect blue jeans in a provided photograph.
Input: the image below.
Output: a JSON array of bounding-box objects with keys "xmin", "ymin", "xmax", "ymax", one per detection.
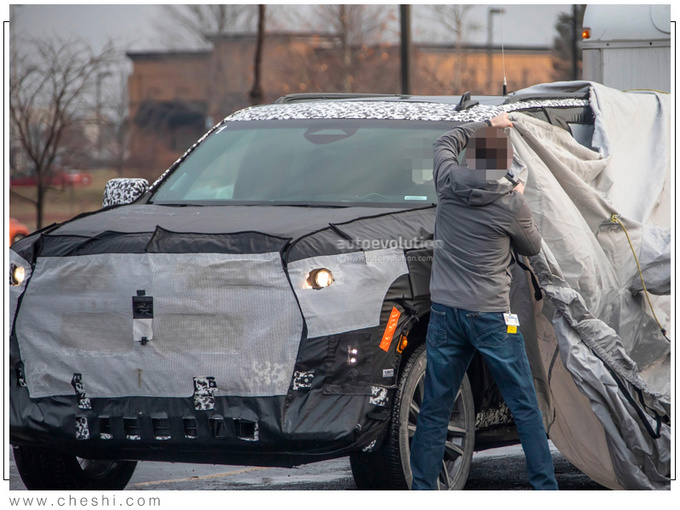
[{"xmin": 410, "ymin": 303, "xmax": 558, "ymax": 490}]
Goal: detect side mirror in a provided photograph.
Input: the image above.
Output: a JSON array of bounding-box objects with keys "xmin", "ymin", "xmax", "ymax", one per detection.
[{"xmin": 102, "ymin": 178, "xmax": 149, "ymax": 207}]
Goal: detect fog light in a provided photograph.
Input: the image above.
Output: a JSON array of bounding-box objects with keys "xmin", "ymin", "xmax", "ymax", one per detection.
[
  {"xmin": 10, "ymin": 264, "xmax": 26, "ymax": 286},
  {"xmin": 307, "ymin": 268, "xmax": 334, "ymax": 289}
]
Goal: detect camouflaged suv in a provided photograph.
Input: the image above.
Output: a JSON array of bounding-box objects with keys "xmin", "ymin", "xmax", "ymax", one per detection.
[{"xmin": 10, "ymin": 88, "xmax": 594, "ymax": 490}]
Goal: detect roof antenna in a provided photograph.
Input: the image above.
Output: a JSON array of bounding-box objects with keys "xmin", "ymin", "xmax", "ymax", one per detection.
[{"xmin": 499, "ymin": 9, "xmax": 507, "ymax": 95}]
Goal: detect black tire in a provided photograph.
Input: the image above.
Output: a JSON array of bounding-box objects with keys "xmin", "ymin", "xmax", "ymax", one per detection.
[
  {"xmin": 351, "ymin": 344, "xmax": 475, "ymax": 489},
  {"xmin": 13, "ymin": 445, "xmax": 137, "ymax": 490}
]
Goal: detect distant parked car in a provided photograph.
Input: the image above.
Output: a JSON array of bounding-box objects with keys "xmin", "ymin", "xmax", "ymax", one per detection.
[
  {"xmin": 9, "ymin": 218, "xmax": 30, "ymax": 245},
  {"xmin": 10, "ymin": 168, "xmax": 92, "ymax": 188}
]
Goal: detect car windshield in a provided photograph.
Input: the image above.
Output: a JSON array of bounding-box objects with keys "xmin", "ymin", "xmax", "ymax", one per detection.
[{"xmin": 151, "ymin": 119, "xmax": 458, "ymax": 206}]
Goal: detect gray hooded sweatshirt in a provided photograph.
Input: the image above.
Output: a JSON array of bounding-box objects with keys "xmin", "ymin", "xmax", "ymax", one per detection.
[{"xmin": 430, "ymin": 121, "xmax": 542, "ymax": 312}]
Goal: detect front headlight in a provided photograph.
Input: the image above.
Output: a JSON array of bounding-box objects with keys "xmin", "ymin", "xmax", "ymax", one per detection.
[
  {"xmin": 10, "ymin": 264, "xmax": 26, "ymax": 286},
  {"xmin": 307, "ymin": 268, "xmax": 334, "ymax": 289}
]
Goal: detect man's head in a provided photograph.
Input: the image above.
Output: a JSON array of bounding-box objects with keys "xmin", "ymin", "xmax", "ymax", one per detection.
[{"xmin": 465, "ymin": 126, "xmax": 513, "ymax": 181}]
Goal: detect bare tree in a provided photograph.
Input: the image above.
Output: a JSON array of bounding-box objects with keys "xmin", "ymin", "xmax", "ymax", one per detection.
[
  {"xmin": 10, "ymin": 37, "xmax": 117, "ymax": 228},
  {"xmin": 313, "ymin": 5, "xmax": 395, "ymax": 92},
  {"xmin": 430, "ymin": 5, "xmax": 481, "ymax": 92},
  {"xmin": 153, "ymin": 4, "xmax": 260, "ymax": 118},
  {"xmin": 552, "ymin": 5, "xmax": 586, "ymax": 81},
  {"xmin": 103, "ymin": 69, "xmax": 131, "ymax": 178},
  {"xmin": 153, "ymin": 4, "xmax": 256, "ymax": 49}
]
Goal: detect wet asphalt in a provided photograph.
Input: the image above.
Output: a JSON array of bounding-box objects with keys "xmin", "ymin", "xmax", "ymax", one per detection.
[{"xmin": 9, "ymin": 443, "xmax": 604, "ymax": 491}]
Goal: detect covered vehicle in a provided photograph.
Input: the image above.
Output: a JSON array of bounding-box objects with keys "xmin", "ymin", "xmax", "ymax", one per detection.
[{"xmin": 9, "ymin": 82, "xmax": 670, "ymax": 490}]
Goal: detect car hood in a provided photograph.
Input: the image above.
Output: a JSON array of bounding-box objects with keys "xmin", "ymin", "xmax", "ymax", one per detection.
[{"xmin": 52, "ymin": 204, "xmax": 410, "ymax": 240}]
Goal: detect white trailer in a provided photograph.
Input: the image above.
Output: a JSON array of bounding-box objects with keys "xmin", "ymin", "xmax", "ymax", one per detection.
[{"xmin": 581, "ymin": 5, "xmax": 670, "ymax": 93}]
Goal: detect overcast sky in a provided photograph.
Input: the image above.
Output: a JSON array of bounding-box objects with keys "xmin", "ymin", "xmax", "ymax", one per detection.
[{"xmin": 10, "ymin": 3, "xmax": 572, "ymax": 52}]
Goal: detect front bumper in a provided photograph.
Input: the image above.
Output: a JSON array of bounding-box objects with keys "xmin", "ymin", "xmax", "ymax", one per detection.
[{"xmin": 9, "ymin": 227, "xmax": 416, "ymax": 464}]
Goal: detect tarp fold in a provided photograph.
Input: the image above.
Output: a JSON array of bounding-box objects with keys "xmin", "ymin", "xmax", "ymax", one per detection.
[{"xmin": 508, "ymin": 82, "xmax": 670, "ymax": 489}]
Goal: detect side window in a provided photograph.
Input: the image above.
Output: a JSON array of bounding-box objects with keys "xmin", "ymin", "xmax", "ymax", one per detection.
[
  {"xmin": 567, "ymin": 123, "xmax": 595, "ymax": 150},
  {"xmin": 520, "ymin": 106, "xmax": 594, "ymax": 149}
]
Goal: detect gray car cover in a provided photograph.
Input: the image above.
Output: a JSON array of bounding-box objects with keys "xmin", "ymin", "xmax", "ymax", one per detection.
[{"xmin": 507, "ymin": 82, "xmax": 671, "ymax": 489}]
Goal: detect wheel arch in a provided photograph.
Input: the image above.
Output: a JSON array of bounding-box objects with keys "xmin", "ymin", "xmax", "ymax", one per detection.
[{"xmin": 396, "ymin": 308, "xmax": 487, "ymax": 418}]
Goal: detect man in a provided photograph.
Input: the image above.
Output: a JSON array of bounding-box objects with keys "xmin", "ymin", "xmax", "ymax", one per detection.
[{"xmin": 409, "ymin": 112, "xmax": 558, "ymax": 490}]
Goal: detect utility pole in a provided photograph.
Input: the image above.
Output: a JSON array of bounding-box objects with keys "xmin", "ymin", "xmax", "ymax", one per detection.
[
  {"xmin": 249, "ymin": 4, "xmax": 266, "ymax": 105},
  {"xmin": 571, "ymin": 4, "xmax": 579, "ymax": 80},
  {"xmin": 400, "ymin": 5, "xmax": 411, "ymax": 95}
]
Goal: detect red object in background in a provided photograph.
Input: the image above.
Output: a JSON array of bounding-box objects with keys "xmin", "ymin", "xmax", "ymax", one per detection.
[
  {"xmin": 9, "ymin": 218, "xmax": 30, "ymax": 245},
  {"xmin": 10, "ymin": 169, "xmax": 93, "ymax": 187}
]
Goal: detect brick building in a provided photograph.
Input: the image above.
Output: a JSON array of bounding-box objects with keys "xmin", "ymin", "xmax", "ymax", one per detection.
[{"xmin": 126, "ymin": 33, "xmax": 556, "ymax": 177}]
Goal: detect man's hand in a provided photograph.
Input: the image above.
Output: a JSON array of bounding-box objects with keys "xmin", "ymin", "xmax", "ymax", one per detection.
[
  {"xmin": 490, "ymin": 112, "xmax": 513, "ymax": 128},
  {"xmin": 513, "ymin": 181, "xmax": 525, "ymax": 194}
]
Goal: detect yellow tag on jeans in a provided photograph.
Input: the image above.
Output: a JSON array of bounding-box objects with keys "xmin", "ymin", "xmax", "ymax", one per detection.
[{"xmin": 503, "ymin": 313, "xmax": 519, "ymax": 334}]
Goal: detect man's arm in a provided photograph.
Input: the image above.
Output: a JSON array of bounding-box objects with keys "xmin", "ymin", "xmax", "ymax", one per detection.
[
  {"xmin": 509, "ymin": 195, "xmax": 542, "ymax": 256},
  {"xmin": 432, "ymin": 121, "xmax": 484, "ymax": 194},
  {"xmin": 433, "ymin": 113, "xmax": 514, "ymax": 195}
]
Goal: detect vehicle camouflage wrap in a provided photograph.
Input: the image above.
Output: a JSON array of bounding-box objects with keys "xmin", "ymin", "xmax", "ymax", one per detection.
[{"xmin": 10, "ymin": 84, "xmax": 670, "ymax": 489}]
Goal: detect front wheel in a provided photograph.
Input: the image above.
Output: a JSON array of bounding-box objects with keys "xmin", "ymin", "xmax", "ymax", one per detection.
[
  {"xmin": 13, "ymin": 445, "xmax": 137, "ymax": 490},
  {"xmin": 351, "ymin": 344, "xmax": 475, "ymax": 489}
]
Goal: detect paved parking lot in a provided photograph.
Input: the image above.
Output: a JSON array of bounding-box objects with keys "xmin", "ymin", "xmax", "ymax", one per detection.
[{"xmin": 9, "ymin": 443, "xmax": 604, "ymax": 491}]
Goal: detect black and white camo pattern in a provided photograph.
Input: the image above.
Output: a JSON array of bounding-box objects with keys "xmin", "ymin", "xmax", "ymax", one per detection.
[
  {"xmin": 369, "ymin": 385, "xmax": 389, "ymax": 407},
  {"xmin": 151, "ymin": 167, "xmax": 173, "ymax": 189},
  {"xmin": 193, "ymin": 376, "xmax": 217, "ymax": 411},
  {"xmin": 71, "ymin": 373, "xmax": 92, "ymax": 410},
  {"xmin": 225, "ymin": 98, "xmax": 589, "ymax": 124},
  {"xmin": 237, "ymin": 421, "xmax": 260, "ymax": 442},
  {"xmin": 75, "ymin": 416, "xmax": 90, "ymax": 440},
  {"xmin": 16, "ymin": 363, "xmax": 27, "ymax": 387},
  {"xmin": 292, "ymin": 370, "xmax": 315, "ymax": 390},
  {"xmin": 102, "ymin": 178, "xmax": 149, "ymax": 207},
  {"xmin": 362, "ymin": 439, "xmax": 377, "ymax": 453},
  {"xmin": 475, "ymin": 400, "xmax": 514, "ymax": 429},
  {"xmin": 148, "ymin": 97, "xmax": 589, "ymax": 191}
]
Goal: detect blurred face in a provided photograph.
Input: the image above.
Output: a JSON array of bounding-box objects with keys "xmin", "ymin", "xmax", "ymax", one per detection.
[{"xmin": 465, "ymin": 126, "xmax": 513, "ymax": 181}]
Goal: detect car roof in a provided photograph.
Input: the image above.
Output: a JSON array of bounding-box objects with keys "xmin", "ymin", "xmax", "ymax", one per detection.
[{"xmin": 225, "ymin": 92, "xmax": 590, "ymax": 124}]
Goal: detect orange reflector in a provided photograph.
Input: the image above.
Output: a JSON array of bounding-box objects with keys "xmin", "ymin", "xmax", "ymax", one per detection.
[
  {"xmin": 379, "ymin": 307, "xmax": 401, "ymax": 352},
  {"xmin": 582, "ymin": 27, "xmax": 591, "ymax": 39}
]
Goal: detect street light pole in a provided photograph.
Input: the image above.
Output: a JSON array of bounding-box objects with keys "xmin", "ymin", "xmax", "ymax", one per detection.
[
  {"xmin": 487, "ymin": 8, "xmax": 504, "ymax": 94},
  {"xmin": 400, "ymin": 5, "xmax": 411, "ymax": 95}
]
